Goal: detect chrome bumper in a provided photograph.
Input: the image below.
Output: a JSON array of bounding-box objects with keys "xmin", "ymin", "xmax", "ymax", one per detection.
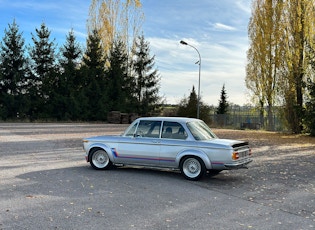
[{"xmin": 224, "ymin": 158, "xmax": 253, "ymax": 169}]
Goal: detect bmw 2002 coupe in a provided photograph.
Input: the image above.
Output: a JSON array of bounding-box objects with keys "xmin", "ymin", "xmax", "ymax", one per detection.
[{"xmin": 83, "ymin": 117, "xmax": 252, "ymax": 180}]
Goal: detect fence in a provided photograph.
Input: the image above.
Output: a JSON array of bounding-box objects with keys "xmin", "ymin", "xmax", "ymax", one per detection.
[{"xmin": 209, "ymin": 105, "xmax": 285, "ymax": 131}]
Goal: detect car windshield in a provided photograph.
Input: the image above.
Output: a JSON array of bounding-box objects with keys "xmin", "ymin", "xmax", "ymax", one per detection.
[{"xmin": 187, "ymin": 121, "xmax": 217, "ymax": 140}]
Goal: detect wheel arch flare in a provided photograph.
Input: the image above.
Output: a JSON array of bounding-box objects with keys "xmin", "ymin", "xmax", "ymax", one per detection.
[
  {"xmin": 87, "ymin": 143, "xmax": 114, "ymax": 163},
  {"xmin": 175, "ymin": 149, "xmax": 212, "ymax": 170}
]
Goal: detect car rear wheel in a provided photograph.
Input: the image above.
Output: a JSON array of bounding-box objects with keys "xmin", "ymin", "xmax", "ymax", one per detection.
[
  {"xmin": 180, "ymin": 157, "xmax": 205, "ymax": 181},
  {"xmin": 90, "ymin": 149, "xmax": 112, "ymax": 170}
]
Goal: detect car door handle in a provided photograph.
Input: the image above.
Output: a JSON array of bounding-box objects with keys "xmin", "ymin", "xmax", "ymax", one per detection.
[{"xmin": 152, "ymin": 140, "xmax": 160, "ymax": 144}]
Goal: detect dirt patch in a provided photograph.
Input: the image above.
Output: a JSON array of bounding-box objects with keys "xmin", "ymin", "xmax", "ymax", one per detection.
[{"xmin": 214, "ymin": 128, "xmax": 315, "ymax": 148}]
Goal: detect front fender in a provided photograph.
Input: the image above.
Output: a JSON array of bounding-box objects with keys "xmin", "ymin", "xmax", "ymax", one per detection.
[
  {"xmin": 175, "ymin": 149, "xmax": 212, "ymax": 170},
  {"xmin": 87, "ymin": 143, "xmax": 115, "ymax": 163}
]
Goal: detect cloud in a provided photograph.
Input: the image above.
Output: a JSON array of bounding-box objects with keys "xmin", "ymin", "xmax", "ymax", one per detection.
[
  {"xmin": 0, "ymin": 0, "xmax": 252, "ymax": 106},
  {"xmin": 147, "ymin": 36, "xmax": 249, "ymax": 105},
  {"xmin": 140, "ymin": 0, "xmax": 252, "ymax": 105},
  {"xmin": 213, "ymin": 23, "xmax": 237, "ymax": 31},
  {"xmin": 236, "ymin": 0, "xmax": 252, "ymax": 14}
]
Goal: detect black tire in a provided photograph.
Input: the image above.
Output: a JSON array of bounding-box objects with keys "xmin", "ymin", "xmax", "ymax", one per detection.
[
  {"xmin": 180, "ymin": 156, "xmax": 206, "ymax": 181},
  {"xmin": 89, "ymin": 149, "xmax": 112, "ymax": 170}
]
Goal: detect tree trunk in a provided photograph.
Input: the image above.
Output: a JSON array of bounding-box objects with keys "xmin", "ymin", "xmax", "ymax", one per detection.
[{"xmin": 267, "ymin": 104, "xmax": 274, "ymax": 131}]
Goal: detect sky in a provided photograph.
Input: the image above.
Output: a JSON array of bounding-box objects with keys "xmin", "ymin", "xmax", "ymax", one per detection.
[{"xmin": 0, "ymin": 0, "xmax": 253, "ymax": 106}]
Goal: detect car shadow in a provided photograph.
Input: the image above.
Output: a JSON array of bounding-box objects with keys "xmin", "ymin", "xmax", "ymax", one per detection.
[
  {"xmin": 14, "ymin": 164, "xmax": 245, "ymax": 198},
  {"xmin": 14, "ymin": 165, "xmax": 184, "ymax": 196}
]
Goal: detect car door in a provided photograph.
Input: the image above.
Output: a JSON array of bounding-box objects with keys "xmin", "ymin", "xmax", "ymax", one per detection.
[
  {"xmin": 116, "ymin": 120, "xmax": 161, "ymax": 166},
  {"xmin": 159, "ymin": 121, "xmax": 189, "ymax": 167}
]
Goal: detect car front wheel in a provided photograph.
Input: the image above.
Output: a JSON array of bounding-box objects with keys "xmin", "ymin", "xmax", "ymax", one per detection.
[
  {"xmin": 180, "ymin": 156, "xmax": 205, "ymax": 181},
  {"xmin": 90, "ymin": 149, "xmax": 112, "ymax": 170}
]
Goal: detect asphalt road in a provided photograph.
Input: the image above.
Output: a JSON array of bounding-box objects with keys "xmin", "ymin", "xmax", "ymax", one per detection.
[{"xmin": 0, "ymin": 123, "xmax": 314, "ymax": 230}]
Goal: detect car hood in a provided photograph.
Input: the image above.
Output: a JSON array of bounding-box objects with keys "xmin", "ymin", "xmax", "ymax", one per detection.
[{"xmin": 84, "ymin": 135, "xmax": 122, "ymax": 141}]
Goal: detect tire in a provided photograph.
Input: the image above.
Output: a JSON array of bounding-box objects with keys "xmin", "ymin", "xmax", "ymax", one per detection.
[
  {"xmin": 180, "ymin": 156, "xmax": 206, "ymax": 181},
  {"xmin": 90, "ymin": 149, "xmax": 112, "ymax": 170}
]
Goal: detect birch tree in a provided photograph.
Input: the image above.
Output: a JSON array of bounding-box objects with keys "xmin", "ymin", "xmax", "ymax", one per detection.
[
  {"xmin": 246, "ymin": 0, "xmax": 285, "ymax": 130},
  {"xmin": 246, "ymin": 0, "xmax": 315, "ymax": 133},
  {"xmin": 87, "ymin": 0, "xmax": 143, "ymax": 59},
  {"xmin": 280, "ymin": 0, "xmax": 315, "ymax": 133}
]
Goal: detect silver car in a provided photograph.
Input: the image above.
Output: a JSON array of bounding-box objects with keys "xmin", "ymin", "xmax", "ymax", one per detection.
[{"xmin": 83, "ymin": 117, "xmax": 252, "ymax": 180}]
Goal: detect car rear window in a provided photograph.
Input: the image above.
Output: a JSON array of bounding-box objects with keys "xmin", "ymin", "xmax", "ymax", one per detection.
[{"xmin": 187, "ymin": 121, "xmax": 217, "ymax": 140}]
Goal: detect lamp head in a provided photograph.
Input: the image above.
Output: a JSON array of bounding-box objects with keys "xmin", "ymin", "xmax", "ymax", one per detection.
[{"xmin": 180, "ymin": 40, "xmax": 188, "ymax": 45}]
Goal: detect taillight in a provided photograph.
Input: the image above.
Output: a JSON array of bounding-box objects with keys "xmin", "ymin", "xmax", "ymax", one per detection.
[{"xmin": 232, "ymin": 151, "xmax": 239, "ymax": 160}]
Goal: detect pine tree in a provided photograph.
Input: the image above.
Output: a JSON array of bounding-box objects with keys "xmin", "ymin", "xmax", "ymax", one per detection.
[
  {"xmin": 81, "ymin": 29, "xmax": 107, "ymax": 121},
  {"xmin": 0, "ymin": 20, "xmax": 29, "ymax": 119},
  {"xmin": 177, "ymin": 86, "xmax": 198, "ymax": 118},
  {"xmin": 216, "ymin": 84, "xmax": 229, "ymax": 114},
  {"xmin": 55, "ymin": 29, "xmax": 82, "ymax": 120},
  {"xmin": 215, "ymin": 84, "xmax": 229, "ymax": 127},
  {"xmin": 177, "ymin": 86, "xmax": 211, "ymax": 122},
  {"xmin": 132, "ymin": 35, "xmax": 161, "ymax": 116},
  {"xmin": 107, "ymin": 39, "xmax": 134, "ymax": 112},
  {"xmin": 29, "ymin": 23, "xmax": 57, "ymax": 120}
]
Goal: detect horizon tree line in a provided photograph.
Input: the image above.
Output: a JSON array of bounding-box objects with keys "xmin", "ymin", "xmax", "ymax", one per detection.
[{"xmin": 0, "ymin": 20, "xmax": 162, "ymax": 121}]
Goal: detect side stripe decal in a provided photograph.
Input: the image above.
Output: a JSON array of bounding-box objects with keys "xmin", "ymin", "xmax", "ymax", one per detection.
[{"xmin": 111, "ymin": 148, "xmax": 175, "ymax": 162}]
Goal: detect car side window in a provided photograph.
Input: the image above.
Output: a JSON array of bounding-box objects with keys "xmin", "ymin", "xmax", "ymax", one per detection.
[
  {"xmin": 136, "ymin": 120, "xmax": 161, "ymax": 138},
  {"xmin": 162, "ymin": 122, "xmax": 187, "ymax": 140}
]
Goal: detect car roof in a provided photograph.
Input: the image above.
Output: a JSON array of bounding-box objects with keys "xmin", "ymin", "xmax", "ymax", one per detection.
[{"xmin": 135, "ymin": 117, "xmax": 201, "ymax": 123}]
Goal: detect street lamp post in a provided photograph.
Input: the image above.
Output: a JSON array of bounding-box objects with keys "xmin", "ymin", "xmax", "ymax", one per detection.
[{"xmin": 180, "ymin": 40, "xmax": 201, "ymax": 119}]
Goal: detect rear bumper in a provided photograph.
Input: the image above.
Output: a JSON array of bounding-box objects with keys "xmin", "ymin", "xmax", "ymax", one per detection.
[{"xmin": 224, "ymin": 158, "xmax": 253, "ymax": 169}]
